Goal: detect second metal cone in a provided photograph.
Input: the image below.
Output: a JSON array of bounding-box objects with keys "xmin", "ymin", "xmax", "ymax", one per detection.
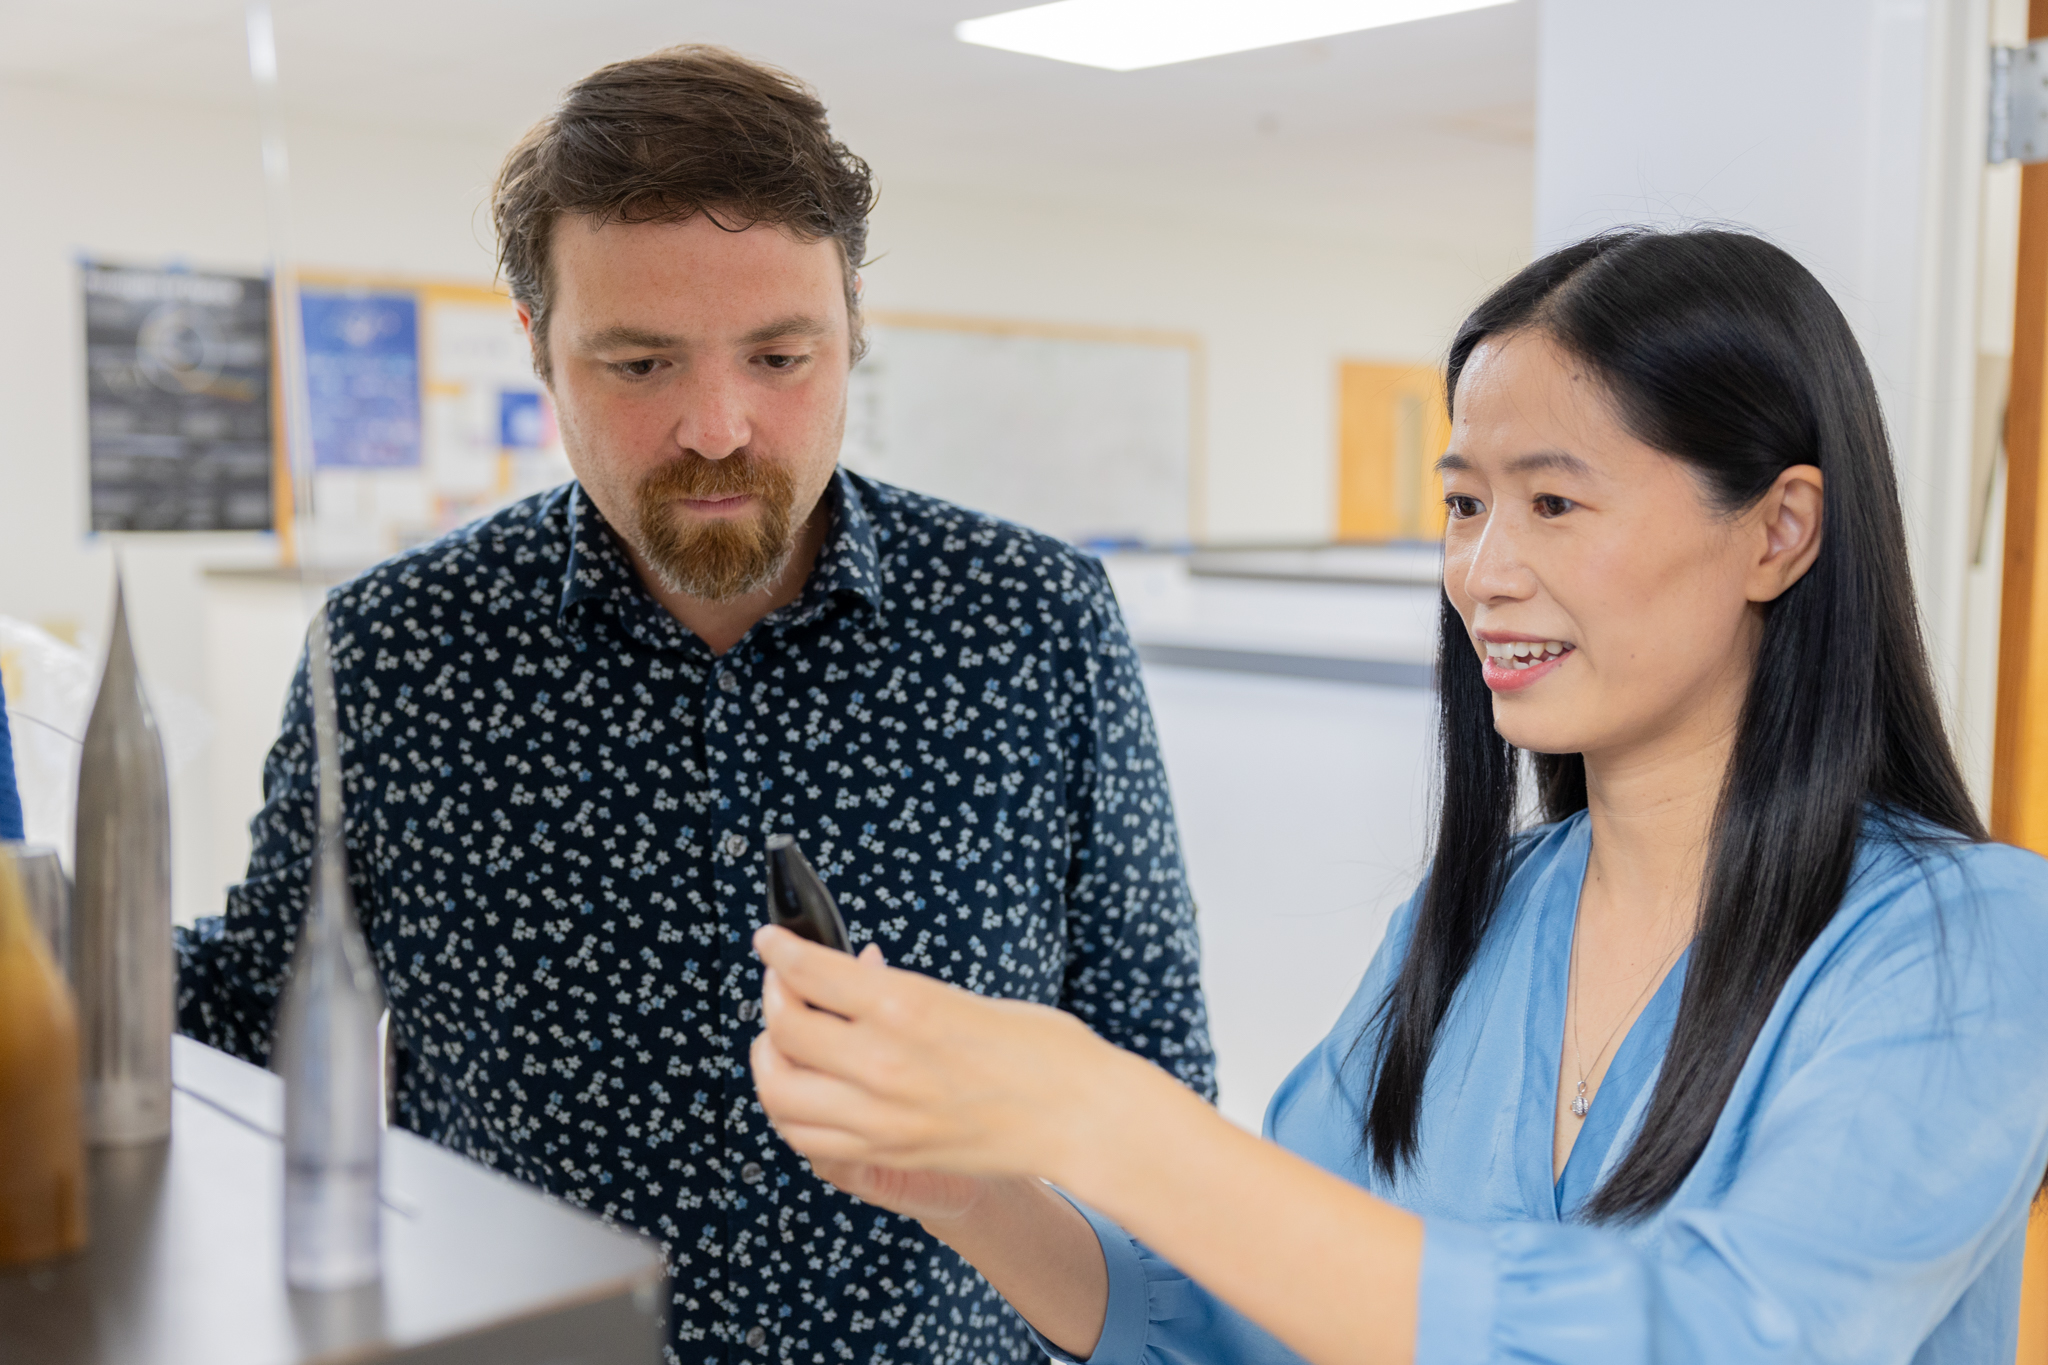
[{"xmin": 272, "ymin": 607, "xmax": 387, "ymax": 1291}]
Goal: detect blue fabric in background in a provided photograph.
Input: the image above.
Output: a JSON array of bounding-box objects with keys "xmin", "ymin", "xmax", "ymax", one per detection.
[{"xmin": 0, "ymin": 671, "xmax": 23, "ymax": 841}]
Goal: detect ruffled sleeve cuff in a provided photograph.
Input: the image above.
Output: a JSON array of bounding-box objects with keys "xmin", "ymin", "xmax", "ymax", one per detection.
[
  {"xmin": 1417, "ymin": 1220, "xmax": 1499, "ymax": 1364},
  {"xmin": 1031, "ymin": 1192, "xmax": 1154, "ymax": 1365}
]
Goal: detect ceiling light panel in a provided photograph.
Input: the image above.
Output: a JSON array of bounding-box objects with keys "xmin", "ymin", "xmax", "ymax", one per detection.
[{"xmin": 956, "ymin": 0, "xmax": 1515, "ymax": 71}]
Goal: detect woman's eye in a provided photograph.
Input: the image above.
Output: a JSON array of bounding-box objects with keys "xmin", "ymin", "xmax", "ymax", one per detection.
[
  {"xmin": 1444, "ymin": 494, "xmax": 1484, "ymax": 520},
  {"xmin": 1533, "ymin": 494, "xmax": 1575, "ymax": 518}
]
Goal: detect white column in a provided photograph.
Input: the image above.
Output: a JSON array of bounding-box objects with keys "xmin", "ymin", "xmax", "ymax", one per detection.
[{"xmin": 1532, "ymin": 0, "xmax": 1995, "ymax": 749}]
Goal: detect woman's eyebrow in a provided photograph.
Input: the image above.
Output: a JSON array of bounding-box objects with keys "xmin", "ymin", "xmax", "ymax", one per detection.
[
  {"xmin": 1434, "ymin": 450, "xmax": 1594, "ymax": 476},
  {"xmin": 1506, "ymin": 450, "xmax": 1594, "ymax": 476}
]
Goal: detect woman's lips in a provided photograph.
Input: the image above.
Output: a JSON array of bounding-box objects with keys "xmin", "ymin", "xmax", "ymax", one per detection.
[{"xmin": 1480, "ymin": 647, "xmax": 1572, "ymax": 692}]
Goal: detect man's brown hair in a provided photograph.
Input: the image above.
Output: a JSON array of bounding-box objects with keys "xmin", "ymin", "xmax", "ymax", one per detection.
[{"xmin": 492, "ymin": 45, "xmax": 877, "ymax": 379}]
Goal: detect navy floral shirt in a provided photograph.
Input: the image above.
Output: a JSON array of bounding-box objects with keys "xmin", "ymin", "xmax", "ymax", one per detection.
[{"xmin": 176, "ymin": 470, "xmax": 1215, "ymax": 1365}]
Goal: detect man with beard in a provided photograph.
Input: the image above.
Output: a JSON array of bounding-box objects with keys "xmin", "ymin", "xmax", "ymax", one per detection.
[{"xmin": 175, "ymin": 44, "xmax": 1214, "ymax": 1365}]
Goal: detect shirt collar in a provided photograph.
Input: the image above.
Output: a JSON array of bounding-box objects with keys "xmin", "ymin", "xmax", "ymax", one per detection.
[{"xmin": 558, "ymin": 468, "xmax": 883, "ymax": 632}]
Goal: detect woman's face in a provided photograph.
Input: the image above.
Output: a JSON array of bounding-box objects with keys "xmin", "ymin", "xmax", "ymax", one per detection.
[{"xmin": 1440, "ymin": 331, "xmax": 1820, "ymax": 766}]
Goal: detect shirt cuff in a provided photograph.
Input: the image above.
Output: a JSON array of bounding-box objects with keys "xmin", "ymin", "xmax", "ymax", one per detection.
[
  {"xmin": 1031, "ymin": 1188, "xmax": 1152, "ymax": 1365},
  {"xmin": 1417, "ymin": 1219, "xmax": 1497, "ymax": 1365}
]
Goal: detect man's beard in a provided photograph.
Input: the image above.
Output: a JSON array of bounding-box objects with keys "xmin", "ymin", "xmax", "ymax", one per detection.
[{"xmin": 630, "ymin": 454, "xmax": 801, "ymax": 602}]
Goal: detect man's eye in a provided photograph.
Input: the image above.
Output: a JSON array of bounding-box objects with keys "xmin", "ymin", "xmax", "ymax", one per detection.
[
  {"xmin": 1533, "ymin": 494, "xmax": 1575, "ymax": 518},
  {"xmin": 1445, "ymin": 495, "xmax": 1484, "ymax": 520},
  {"xmin": 758, "ymin": 354, "xmax": 807, "ymax": 371},
  {"xmin": 613, "ymin": 358, "xmax": 662, "ymax": 378}
]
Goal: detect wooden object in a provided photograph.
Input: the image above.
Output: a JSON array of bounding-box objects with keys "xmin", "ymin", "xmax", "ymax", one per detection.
[
  {"xmin": 1335, "ymin": 361, "xmax": 1450, "ymax": 542},
  {"xmin": 0, "ymin": 846, "xmax": 88, "ymax": 1268},
  {"xmin": 2003, "ymin": 13, "xmax": 2048, "ymax": 1362},
  {"xmin": 1996, "ymin": 1, "xmax": 2048, "ymax": 851}
]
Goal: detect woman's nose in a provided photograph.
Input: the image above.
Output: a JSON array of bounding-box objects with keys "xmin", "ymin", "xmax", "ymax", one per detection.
[{"xmin": 1456, "ymin": 516, "xmax": 1536, "ymax": 605}]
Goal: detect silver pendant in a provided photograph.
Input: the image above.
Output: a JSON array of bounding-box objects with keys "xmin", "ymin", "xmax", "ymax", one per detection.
[{"xmin": 1571, "ymin": 1082, "xmax": 1589, "ymax": 1119}]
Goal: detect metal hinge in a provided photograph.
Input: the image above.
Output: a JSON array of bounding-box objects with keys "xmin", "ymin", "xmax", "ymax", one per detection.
[{"xmin": 1992, "ymin": 41, "xmax": 2048, "ymax": 164}]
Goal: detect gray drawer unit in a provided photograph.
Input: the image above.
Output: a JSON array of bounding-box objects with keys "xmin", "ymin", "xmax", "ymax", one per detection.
[{"xmin": 0, "ymin": 1036, "xmax": 667, "ymax": 1364}]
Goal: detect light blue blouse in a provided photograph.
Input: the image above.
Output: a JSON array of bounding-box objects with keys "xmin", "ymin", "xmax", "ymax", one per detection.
[{"xmin": 1048, "ymin": 810, "xmax": 2048, "ymax": 1365}]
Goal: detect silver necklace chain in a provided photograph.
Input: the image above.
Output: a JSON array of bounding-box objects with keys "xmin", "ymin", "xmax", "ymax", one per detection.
[{"xmin": 1566, "ymin": 922, "xmax": 1685, "ymax": 1122}]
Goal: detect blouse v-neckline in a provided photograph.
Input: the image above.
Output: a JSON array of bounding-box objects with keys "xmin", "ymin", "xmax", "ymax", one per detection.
[{"xmin": 1512, "ymin": 813, "xmax": 1693, "ymax": 1221}]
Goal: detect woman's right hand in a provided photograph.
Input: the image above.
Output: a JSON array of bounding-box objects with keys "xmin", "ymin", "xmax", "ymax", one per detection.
[{"xmin": 761, "ymin": 939, "xmax": 1013, "ymax": 1229}]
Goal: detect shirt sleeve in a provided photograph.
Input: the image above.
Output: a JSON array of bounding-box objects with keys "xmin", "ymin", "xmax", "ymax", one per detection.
[
  {"xmin": 0, "ymin": 669, "xmax": 23, "ymax": 842},
  {"xmin": 1031, "ymin": 1198, "xmax": 1313, "ymax": 1365},
  {"xmin": 1053, "ymin": 557, "xmax": 1216, "ymax": 1100}
]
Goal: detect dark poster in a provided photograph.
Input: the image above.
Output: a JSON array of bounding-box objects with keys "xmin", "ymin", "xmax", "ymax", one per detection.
[{"xmin": 83, "ymin": 262, "xmax": 274, "ymax": 532}]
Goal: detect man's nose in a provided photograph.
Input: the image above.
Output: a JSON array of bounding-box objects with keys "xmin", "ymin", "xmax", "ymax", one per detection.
[{"xmin": 671, "ymin": 367, "xmax": 751, "ymax": 458}]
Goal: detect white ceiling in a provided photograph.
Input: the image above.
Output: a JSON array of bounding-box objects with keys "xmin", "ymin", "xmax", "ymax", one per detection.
[{"xmin": 0, "ymin": 0, "xmax": 1536, "ymax": 259}]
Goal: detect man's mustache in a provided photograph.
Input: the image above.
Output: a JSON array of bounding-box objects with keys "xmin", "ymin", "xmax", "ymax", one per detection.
[{"xmin": 639, "ymin": 454, "xmax": 790, "ymax": 503}]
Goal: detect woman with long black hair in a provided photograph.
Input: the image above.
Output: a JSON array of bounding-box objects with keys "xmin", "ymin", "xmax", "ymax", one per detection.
[{"xmin": 747, "ymin": 229, "xmax": 2048, "ymax": 1364}]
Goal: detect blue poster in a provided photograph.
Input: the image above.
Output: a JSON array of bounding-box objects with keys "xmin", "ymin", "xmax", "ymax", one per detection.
[
  {"xmin": 499, "ymin": 390, "xmax": 548, "ymax": 449},
  {"xmin": 301, "ymin": 290, "xmax": 421, "ymax": 468}
]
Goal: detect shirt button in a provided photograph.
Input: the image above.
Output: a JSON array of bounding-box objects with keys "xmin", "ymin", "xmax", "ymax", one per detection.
[
  {"xmin": 738, "ymin": 999, "xmax": 759, "ymax": 1022},
  {"xmin": 717, "ymin": 671, "xmax": 739, "ymax": 693},
  {"xmin": 741, "ymin": 1161, "xmax": 764, "ymax": 1184},
  {"xmin": 745, "ymin": 1326, "xmax": 767, "ymax": 1349},
  {"xmin": 722, "ymin": 832, "xmax": 748, "ymax": 859}
]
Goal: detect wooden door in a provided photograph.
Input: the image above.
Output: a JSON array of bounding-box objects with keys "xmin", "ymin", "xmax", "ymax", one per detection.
[{"xmin": 1335, "ymin": 361, "xmax": 1450, "ymax": 542}]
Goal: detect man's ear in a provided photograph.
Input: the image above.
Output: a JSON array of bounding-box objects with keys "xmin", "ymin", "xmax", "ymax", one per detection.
[
  {"xmin": 1746, "ymin": 464, "xmax": 1824, "ymax": 603},
  {"xmin": 514, "ymin": 302, "xmax": 549, "ymax": 386}
]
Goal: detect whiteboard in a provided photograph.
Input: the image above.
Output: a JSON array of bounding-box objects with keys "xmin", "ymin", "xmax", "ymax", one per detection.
[{"xmin": 839, "ymin": 317, "xmax": 1198, "ymax": 546}]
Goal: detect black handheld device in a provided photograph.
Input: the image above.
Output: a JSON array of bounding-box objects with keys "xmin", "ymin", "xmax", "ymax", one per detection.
[{"xmin": 764, "ymin": 834, "xmax": 851, "ymax": 953}]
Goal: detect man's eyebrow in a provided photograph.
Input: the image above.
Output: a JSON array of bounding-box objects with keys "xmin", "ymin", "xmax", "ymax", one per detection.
[
  {"xmin": 737, "ymin": 314, "xmax": 831, "ymax": 346},
  {"xmin": 1432, "ymin": 450, "xmax": 1595, "ymax": 476},
  {"xmin": 580, "ymin": 325, "xmax": 681, "ymax": 352}
]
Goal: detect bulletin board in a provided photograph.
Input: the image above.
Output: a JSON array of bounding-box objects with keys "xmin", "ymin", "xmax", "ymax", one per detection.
[
  {"xmin": 80, "ymin": 260, "xmax": 275, "ymax": 533},
  {"xmin": 285, "ymin": 273, "xmax": 569, "ymax": 564},
  {"xmin": 842, "ymin": 312, "xmax": 1205, "ymax": 547}
]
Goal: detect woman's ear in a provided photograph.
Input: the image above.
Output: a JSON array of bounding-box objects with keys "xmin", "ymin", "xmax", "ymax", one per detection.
[{"xmin": 1747, "ymin": 464, "xmax": 1824, "ymax": 603}]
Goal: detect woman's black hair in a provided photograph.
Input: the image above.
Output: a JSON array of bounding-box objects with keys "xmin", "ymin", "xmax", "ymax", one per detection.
[{"xmin": 1362, "ymin": 228, "xmax": 1986, "ymax": 1221}]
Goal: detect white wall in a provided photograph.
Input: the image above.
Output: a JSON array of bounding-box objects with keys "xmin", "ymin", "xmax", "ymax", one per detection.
[
  {"xmin": 861, "ymin": 184, "xmax": 1525, "ymax": 543},
  {"xmin": 0, "ymin": 78, "xmax": 1521, "ymax": 924},
  {"xmin": 1533, "ymin": 0, "xmax": 2000, "ymax": 792},
  {"xmin": 0, "ymin": 81, "xmax": 510, "ymax": 925}
]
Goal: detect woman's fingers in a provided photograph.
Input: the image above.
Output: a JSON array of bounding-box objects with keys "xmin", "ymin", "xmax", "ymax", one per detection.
[
  {"xmin": 755, "ymin": 925, "xmax": 888, "ymax": 1017},
  {"xmin": 759, "ymin": 966, "xmax": 876, "ymax": 1079},
  {"xmin": 750, "ymin": 1029, "xmax": 920, "ymax": 1146}
]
